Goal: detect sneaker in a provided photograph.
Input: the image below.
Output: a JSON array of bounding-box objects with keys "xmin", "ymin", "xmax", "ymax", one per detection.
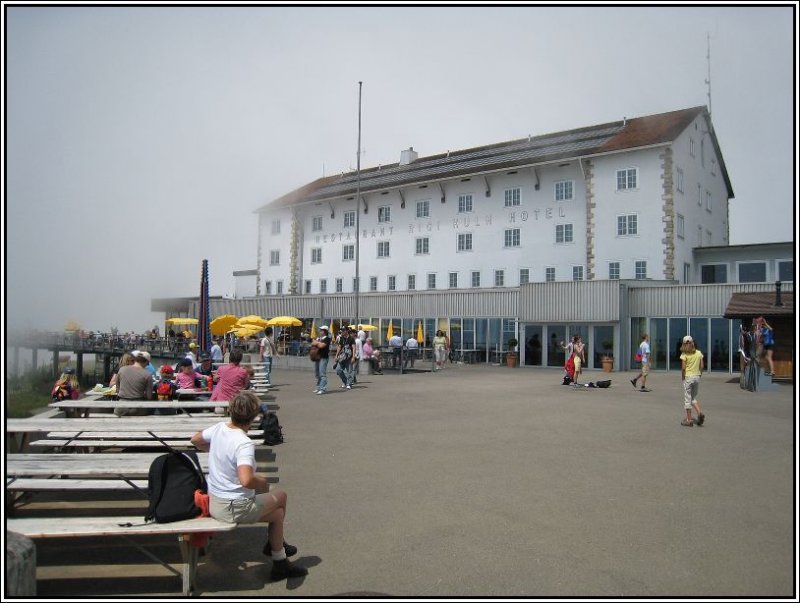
[
  {"xmin": 270, "ymin": 558, "xmax": 308, "ymax": 581},
  {"xmin": 630, "ymin": 378, "xmax": 637, "ymax": 389},
  {"xmin": 312, "ymin": 389, "xmax": 319, "ymax": 393},
  {"xmin": 696, "ymin": 413, "xmax": 705, "ymax": 426},
  {"xmin": 346, "ymin": 385, "xmax": 352, "ymax": 390},
  {"xmin": 316, "ymin": 390, "xmax": 326, "ymax": 395},
  {"xmin": 340, "ymin": 384, "xmax": 347, "ymax": 389}
]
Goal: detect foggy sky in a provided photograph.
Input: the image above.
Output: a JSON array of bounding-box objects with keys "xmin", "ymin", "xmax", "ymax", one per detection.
[{"xmin": 4, "ymin": 5, "xmax": 796, "ymax": 334}]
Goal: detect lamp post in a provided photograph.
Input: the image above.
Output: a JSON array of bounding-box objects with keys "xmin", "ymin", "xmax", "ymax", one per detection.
[{"xmin": 355, "ymin": 81, "xmax": 362, "ymax": 325}]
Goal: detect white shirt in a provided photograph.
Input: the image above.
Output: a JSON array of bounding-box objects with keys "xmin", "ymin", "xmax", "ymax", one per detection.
[
  {"xmin": 260, "ymin": 336, "xmax": 276, "ymax": 359},
  {"xmin": 355, "ymin": 337, "xmax": 364, "ymax": 360},
  {"xmin": 406, "ymin": 337, "xmax": 419, "ymax": 349},
  {"xmin": 201, "ymin": 422, "xmax": 256, "ymax": 500},
  {"xmin": 210, "ymin": 343, "xmax": 223, "ymax": 362},
  {"xmin": 639, "ymin": 340, "xmax": 651, "ymax": 364}
]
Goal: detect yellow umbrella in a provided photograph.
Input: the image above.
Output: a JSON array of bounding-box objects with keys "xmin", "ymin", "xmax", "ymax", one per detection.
[
  {"xmin": 228, "ymin": 325, "xmax": 262, "ymax": 338},
  {"xmin": 310, "ymin": 322, "xmax": 318, "ymax": 339},
  {"xmin": 237, "ymin": 315, "xmax": 269, "ymax": 328},
  {"xmin": 416, "ymin": 321, "xmax": 424, "ymax": 343},
  {"xmin": 166, "ymin": 317, "xmax": 199, "ymax": 325},
  {"xmin": 358, "ymin": 324, "xmax": 379, "ymax": 331},
  {"xmin": 386, "ymin": 322, "xmax": 394, "ymax": 340},
  {"xmin": 267, "ymin": 316, "xmax": 303, "ymax": 327},
  {"xmin": 210, "ymin": 314, "xmax": 238, "ymax": 335},
  {"xmin": 64, "ymin": 320, "xmax": 81, "ymax": 332}
]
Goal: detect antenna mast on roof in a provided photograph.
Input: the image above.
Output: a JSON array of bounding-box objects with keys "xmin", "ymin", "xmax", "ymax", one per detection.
[{"xmin": 705, "ymin": 32, "xmax": 712, "ymax": 118}]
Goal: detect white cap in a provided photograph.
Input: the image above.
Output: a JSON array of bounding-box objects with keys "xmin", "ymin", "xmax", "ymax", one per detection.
[
  {"xmin": 319, "ymin": 325, "xmax": 329, "ymax": 331},
  {"xmin": 682, "ymin": 335, "xmax": 693, "ymax": 343}
]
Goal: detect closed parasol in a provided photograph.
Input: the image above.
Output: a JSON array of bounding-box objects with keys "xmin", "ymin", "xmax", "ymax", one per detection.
[{"xmin": 416, "ymin": 321, "xmax": 424, "ymax": 343}]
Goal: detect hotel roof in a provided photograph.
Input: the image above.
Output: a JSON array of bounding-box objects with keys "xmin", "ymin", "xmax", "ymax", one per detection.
[{"xmin": 258, "ymin": 106, "xmax": 733, "ymax": 212}]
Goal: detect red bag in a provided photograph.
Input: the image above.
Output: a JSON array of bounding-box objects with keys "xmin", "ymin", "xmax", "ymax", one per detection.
[
  {"xmin": 193, "ymin": 489, "xmax": 210, "ymax": 517},
  {"xmin": 564, "ymin": 354, "xmax": 576, "ymax": 380}
]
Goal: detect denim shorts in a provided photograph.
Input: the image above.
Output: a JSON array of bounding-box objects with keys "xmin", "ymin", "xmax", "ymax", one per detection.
[{"xmin": 210, "ymin": 493, "xmax": 267, "ymax": 523}]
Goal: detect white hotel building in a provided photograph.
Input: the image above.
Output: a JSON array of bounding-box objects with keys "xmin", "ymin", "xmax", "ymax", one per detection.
[{"xmin": 207, "ymin": 106, "xmax": 792, "ymax": 373}]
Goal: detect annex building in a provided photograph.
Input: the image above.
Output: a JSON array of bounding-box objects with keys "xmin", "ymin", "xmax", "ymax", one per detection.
[{"xmin": 196, "ymin": 107, "xmax": 794, "ymax": 375}]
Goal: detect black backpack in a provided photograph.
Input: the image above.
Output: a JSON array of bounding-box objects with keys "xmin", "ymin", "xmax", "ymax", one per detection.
[
  {"xmin": 261, "ymin": 412, "xmax": 284, "ymax": 446},
  {"xmin": 145, "ymin": 450, "xmax": 207, "ymax": 523}
]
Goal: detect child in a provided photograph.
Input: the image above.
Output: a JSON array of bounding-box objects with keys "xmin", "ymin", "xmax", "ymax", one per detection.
[
  {"xmin": 679, "ymin": 335, "xmax": 705, "ymax": 427},
  {"xmin": 156, "ymin": 365, "xmax": 178, "ymax": 401},
  {"xmin": 52, "ymin": 367, "xmax": 86, "ymax": 417},
  {"xmin": 175, "ymin": 357, "xmax": 205, "ymax": 390}
]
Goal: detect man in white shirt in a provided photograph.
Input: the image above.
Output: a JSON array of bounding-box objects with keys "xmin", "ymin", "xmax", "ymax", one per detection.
[
  {"xmin": 210, "ymin": 338, "xmax": 223, "ymax": 364},
  {"xmin": 404, "ymin": 336, "xmax": 419, "ymax": 368},
  {"xmin": 631, "ymin": 333, "xmax": 651, "ymax": 391},
  {"xmin": 389, "ymin": 333, "xmax": 403, "ymax": 368},
  {"xmin": 260, "ymin": 327, "xmax": 278, "ymax": 385}
]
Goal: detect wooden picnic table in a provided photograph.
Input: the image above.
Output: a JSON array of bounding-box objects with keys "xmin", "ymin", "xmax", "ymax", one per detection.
[
  {"xmin": 49, "ymin": 399, "xmax": 228, "ymax": 418},
  {"xmin": 6, "ymin": 452, "xmax": 210, "ymax": 479}
]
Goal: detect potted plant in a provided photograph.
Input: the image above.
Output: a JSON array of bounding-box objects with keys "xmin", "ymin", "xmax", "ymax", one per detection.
[
  {"xmin": 601, "ymin": 339, "xmax": 614, "ymax": 372},
  {"xmin": 506, "ymin": 338, "xmax": 519, "ymax": 368}
]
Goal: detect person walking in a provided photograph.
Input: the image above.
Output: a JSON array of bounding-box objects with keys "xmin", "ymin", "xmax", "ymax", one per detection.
[
  {"xmin": 756, "ymin": 316, "xmax": 776, "ymax": 376},
  {"xmin": 433, "ymin": 330, "xmax": 448, "ymax": 370},
  {"xmin": 679, "ymin": 335, "xmax": 705, "ymax": 427},
  {"xmin": 335, "ymin": 326, "xmax": 356, "ymax": 390},
  {"xmin": 631, "ymin": 333, "xmax": 651, "ymax": 391},
  {"xmin": 191, "ymin": 391, "xmax": 307, "ymax": 581},
  {"xmin": 404, "ymin": 335, "xmax": 419, "ymax": 368},
  {"xmin": 311, "ymin": 325, "xmax": 331, "ymax": 394},
  {"xmin": 260, "ymin": 327, "xmax": 278, "ymax": 386}
]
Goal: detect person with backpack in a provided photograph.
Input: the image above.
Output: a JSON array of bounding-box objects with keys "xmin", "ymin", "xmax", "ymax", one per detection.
[
  {"xmin": 334, "ymin": 326, "xmax": 356, "ymax": 390},
  {"xmin": 190, "ymin": 391, "xmax": 307, "ymax": 581}
]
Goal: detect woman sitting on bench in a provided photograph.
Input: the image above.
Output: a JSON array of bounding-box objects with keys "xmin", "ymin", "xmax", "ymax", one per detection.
[{"xmin": 191, "ymin": 391, "xmax": 307, "ymax": 581}]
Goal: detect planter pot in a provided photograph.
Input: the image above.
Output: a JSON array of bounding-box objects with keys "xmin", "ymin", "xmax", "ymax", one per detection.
[
  {"xmin": 506, "ymin": 352, "xmax": 518, "ymax": 368},
  {"xmin": 602, "ymin": 356, "xmax": 613, "ymax": 372}
]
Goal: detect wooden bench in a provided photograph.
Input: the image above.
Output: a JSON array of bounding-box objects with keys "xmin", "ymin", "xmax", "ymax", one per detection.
[{"xmin": 6, "ymin": 515, "xmax": 266, "ymax": 595}]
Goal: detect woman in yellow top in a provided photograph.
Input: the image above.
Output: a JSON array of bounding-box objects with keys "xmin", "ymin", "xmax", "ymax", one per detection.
[{"xmin": 679, "ymin": 335, "xmax": 705, "ymax": 427}]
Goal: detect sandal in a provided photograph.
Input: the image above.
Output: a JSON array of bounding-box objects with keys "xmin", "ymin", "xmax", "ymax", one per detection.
[
  {"xmin": 696, "ymin": 413, "xmax": 705, "ymax": 426},
  {"xmin": 680, "ymin": 419, "xmax": 694, "ymax": 427}
]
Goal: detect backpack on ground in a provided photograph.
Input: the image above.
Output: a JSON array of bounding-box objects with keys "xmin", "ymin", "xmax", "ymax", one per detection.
[
  {"xmin": 261, "ymin": 411, "xmax": 284, "ymax": 446},
  {"xmin": 145, "ymin": 450, "xmax": 207, "ymax": 523}
]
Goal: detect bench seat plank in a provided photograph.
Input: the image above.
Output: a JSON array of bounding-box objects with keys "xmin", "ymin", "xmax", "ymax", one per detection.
[{"xmin": 7, "ymin": 515, "xmax": 236, "ymax": 538}]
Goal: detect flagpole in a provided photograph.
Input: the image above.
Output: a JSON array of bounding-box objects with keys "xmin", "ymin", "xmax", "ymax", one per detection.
[{"xmin": 355, "ymin": 81, "xmax": 362, "ymax": 326}]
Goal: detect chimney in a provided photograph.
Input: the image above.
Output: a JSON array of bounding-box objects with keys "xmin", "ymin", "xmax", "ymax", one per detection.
[
  {"xmin": 774, "ymin": 280, "xmax": 784, "ymax": 307},
  {"xmin": 400, "ymin": 147, "xmax": 418, "ymax": 166}
]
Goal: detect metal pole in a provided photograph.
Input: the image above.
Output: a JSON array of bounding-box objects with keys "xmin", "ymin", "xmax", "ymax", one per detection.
[{"xmin": 355, "ymin": 81, "xmax": 362, "ymax": 326}]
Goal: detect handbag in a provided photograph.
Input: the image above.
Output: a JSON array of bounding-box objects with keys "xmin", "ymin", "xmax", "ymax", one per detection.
[
  {"xmin": 634, "ymin": 353, "xmax": 643, "ymax": 362},
  {"xmin": 309, "ymin": 345, "xmax": 320, "ymax": 361}
]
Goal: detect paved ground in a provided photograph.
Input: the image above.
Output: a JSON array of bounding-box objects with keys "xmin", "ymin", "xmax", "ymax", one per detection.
[{"xmin": 27, "ymin": 363, "xmax": 795, "ymax": 598}]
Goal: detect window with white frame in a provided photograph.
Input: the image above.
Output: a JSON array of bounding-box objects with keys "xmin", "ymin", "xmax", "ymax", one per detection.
[
  {"xmin": 705, "ymin": 229, "xmax": 712, "ymax": 245},
  {"xmin": 408, "ymin": 274, "xmax": 416, "ymax": 290},
  {"xmin": 416, "ymin": 200, "xmax": 430, "ymax": 218},
  {"xmin": 271, "ymin": 219, "xmax": 281, "ymax": 235},
  {"xmin": 471, "ymin": 271, "xmax": 481, "ymax": 288},
  {"xmin": 697, "ymin": 225, "xmax": 703, "ymax": 246},
  {"xmin": 504, "ymin": 187, "xmax": 521, "ymax": 207},
  {"xmin": 353, "ymin": 277, "xmax": 359, "ymax": 292},
  {"xmin": 519, "ymin": 268, "xmax": 529, "ymax": 285},
  {"xmin": 572, "ymin": 266, "xmax": 584, "ymax": 281},
  {"xmin": 311, "ymin": 248, "xmax": 322, "ymax": 264},
  {"xmin": 270, "ymin": 250, "xmax": 280, "ymax": 265},
  {"xmin": 370, "ymin": 276, "xmax": 378, "ymax": 291},
  {"xmin": 738, "ymin": 262, "xmax": 766, "ymax": 283},
  {"xmin": 378, "ymin": 206, "xmax": 391, "ymax": 223},
  {"xmin": 778, "ymin": 260, "xmax": 794, "ymax": 282},
  {"xmin": 265, "ymin": 281, "xmax": 272, "ymax": 295},
  {"xmin": 676, "ymin": 213, "xmax": 685, "ymax": 239},
  {"xmin": 304, "ymin": 280, "xmax": 311, "ymax": 294},
  {"xmin": 697, "ymin": 183, "xmax": 702, "ymax": 205},
  {"xmin": 635, "ymin": 261, "xmax": 648, "ymax": 280},
  {"xmin": 700, "ymin": 264, "xmax": 727, "ymax": 284},
  {"xmin": 616, "ymin": 168, "xmax": 637, "ymax": 190},
  {"xmin": 683, "ymin": 263, "xmax": 691, "ymax": 284},
  {"xmin": 388, "ymin": 275, "xmax": 396, "ymax": 291},
  {"xmin": 312, "ymin": 216, "xmax": 323, "ymax": 231},
  {"xmin": 458, "ymin": 232, "xmax": 473, "ymax": 251},
  {"xmin": 427, "ymin": 273, "xmax": 436, "ymax": 289},
  {"xmin": 494, "ymin": 270, "xmax": 505, "ymax": 287},
  {"xmin": 711, "ymin": 158, "xmax": 716, "ymax": 176},
  {"xmin": 343, "ymin": 244, "xmax": 354, "ymax": 261},
  {"xmin": 335, "ymin": 278, "xmax": 343, "ymax": 293},
  {"xmin": 415, "ymin": 237, "xmax": 430, "ymax": 255},
  {"xmin": 705, "ymin": 190, "xmax": 712, "ymax": 212},
  {"xmin": 320, "ymin": 279, "xmax": 327, "ymax": 293},
  {"xmin": 504, "ymin": 228, "xmax": 520, "ymax": 247},
  {"xmin": 344, "ymin": 210, "xmax": 355, "ymax": 228},
  {"xmin": 545, "ymin": 267, "xmax": 555, "ymax": 282},
  {"xmin": 676, "ymin": 168, "xmax": 684, "ymax": 193},
  {"xmin": 700, "ymin": 139, "xmax": 705, "ymax": 167},
  {"xmin": 449, "ymin": 272, "xmax": 458, "ymax": 288},
  {"xmin": 617, "ymin": 214, "xmax": 638, "ymax": 236},
  {"xmin": 690, "ymin": 137, "xmax": 695, "ymax": 157},
  {"xmin": 555, "ymin": 180, "xmax": 574, "ymax": 201},
  {"xmin": 377, "ymin": 241, "xmax": 390, "ymax": 258},
  {"xmin": 555, "ymin": 224, "xmax": 573, "ymax": 243},
  {"xmin": 609, "ymin": 262, "xmax": 620, "ymax": 280},
  {"xmin": 458, "ymin": 194, "xmax": 473, "ymax": 213},
  {"xmin": 276, "ymin": 280, "xmax": 283, "ymax": 295}
]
